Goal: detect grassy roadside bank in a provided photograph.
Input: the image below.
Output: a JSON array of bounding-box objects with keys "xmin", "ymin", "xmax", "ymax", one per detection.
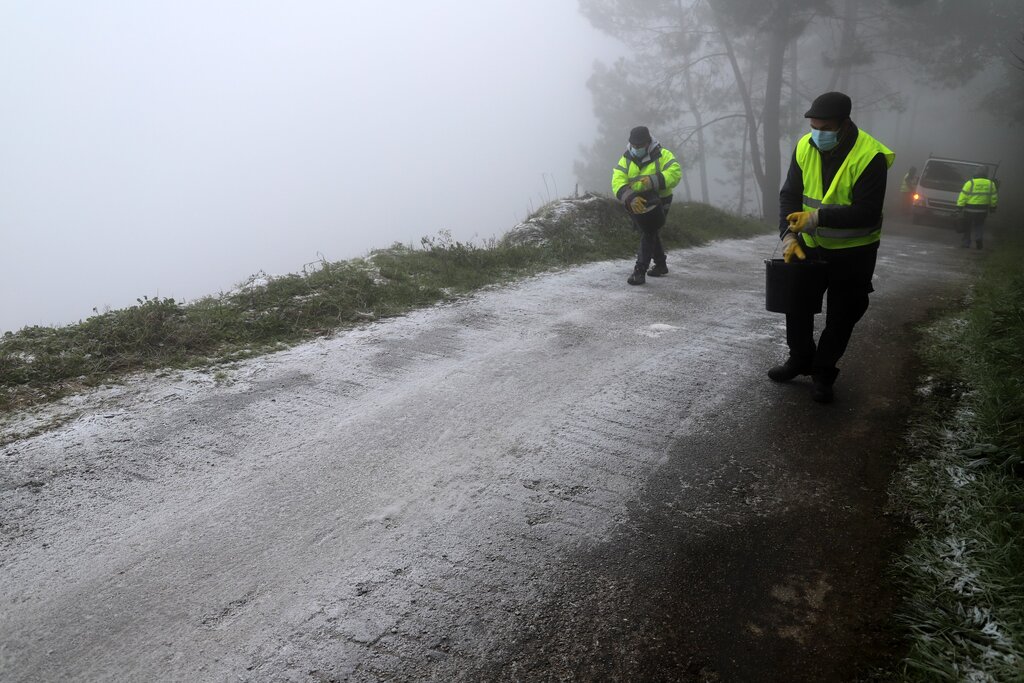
[
  {"xmin": 890, "ymin": 230, "xmax": 1024, "ymax": 681},
  {"xmin": 0, "ymin": 195, "xmax": 769, "ymax": 415}
]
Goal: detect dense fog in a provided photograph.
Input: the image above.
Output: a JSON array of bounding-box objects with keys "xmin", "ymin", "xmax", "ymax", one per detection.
[
  {"xmin": 0, "ymin": 2, "xmax": 620, "ymax": 332},
  {"xmin": 2, "ymin": 1, "xmax": 1021, "ymax": 334}
]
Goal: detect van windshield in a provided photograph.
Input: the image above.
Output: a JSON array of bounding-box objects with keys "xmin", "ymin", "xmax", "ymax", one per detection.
[{"xmin": 919, "ymin": 161, "xmax": 984, "ymax": 192}]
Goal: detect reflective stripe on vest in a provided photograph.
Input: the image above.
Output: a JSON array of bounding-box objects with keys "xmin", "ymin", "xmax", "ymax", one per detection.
[
  {"xmin": 627, "ymin": 153, "xmax": 661, "ymax": 184},
  {"xmin": 796, "ymin": 129, "xmax": 895, "ymax": 249},
  {"xmin": 960, "ymin": 178, "xmax": 995, "ymax": 206},
  {"xmin": 619, "ymin": 150, "xmax": 675, "ymax": 199}
]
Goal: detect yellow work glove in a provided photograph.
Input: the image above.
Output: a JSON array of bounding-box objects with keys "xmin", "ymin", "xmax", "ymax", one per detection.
[
  {"xmin": 786, "ymin": 209, "xmax": 819, "ymax": 233},
  {"xmin": 630, "ymin": 196, "xmax": 647, "ymax": 213},
  {"xmin": 782, "ymin": 232, "xmax": 806, "ymax": 264},
  {"xmin": 637, "ymin": 176, "xmax": 653, "ymax": 190}
]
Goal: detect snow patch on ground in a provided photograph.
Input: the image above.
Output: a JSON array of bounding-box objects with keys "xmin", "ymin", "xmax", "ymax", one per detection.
[
  {"xmin": 638, "ymin": 323, "xmax": 681, "ymax": 338},
  {"xmin": 0, "ymin": 232, "xmax": 979, "ymax": 680}
]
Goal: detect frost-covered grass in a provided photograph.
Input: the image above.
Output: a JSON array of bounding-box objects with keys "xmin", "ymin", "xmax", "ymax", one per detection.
[
  {"xmin": 0, "ymin": 195, "xmax": 769, "ymax": 412},
  {"xmin": 890, "ymin": 233, "xmax": 1024, "ymax": 682}
]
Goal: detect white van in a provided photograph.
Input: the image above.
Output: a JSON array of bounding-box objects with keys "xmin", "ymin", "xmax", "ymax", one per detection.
[{"xmin": 910, "ymin": 156, "xmax": 998, "ymax": 225}]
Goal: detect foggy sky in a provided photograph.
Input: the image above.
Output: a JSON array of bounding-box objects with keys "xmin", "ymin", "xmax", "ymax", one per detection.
[{"xmin": 0, "ymin": 1, "xmax": 621, "ymax": 333}]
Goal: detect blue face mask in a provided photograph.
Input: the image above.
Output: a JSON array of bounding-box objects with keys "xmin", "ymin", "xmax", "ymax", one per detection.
[
  {"xmin": 629, "ymin": 145, "xmax": 647, "ymax": 158},
  {"xmin": 811, "ymin": 128, "xmax": 840, "ymax": 151}
]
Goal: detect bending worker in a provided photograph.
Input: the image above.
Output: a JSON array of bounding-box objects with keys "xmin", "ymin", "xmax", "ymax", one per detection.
[
  {"xmin": 957, "ymin": 167, "xmax": 998, "ymax": 249},
  {"xmin": 768, "ymin": 91, "xmax": 894, "ymax": 404},
  {"xmin": 611, "ymin": 126, "xmax": 682, "ymax": 285}
]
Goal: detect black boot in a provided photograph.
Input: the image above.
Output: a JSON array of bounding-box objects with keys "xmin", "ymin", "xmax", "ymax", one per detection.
[
  {"xmin": 647, "ymin": 261, "xmax": 668, "ymax": 277},
  {"xmin": 811, "ymin": 368, "xmax": 839, "ymax": 404},
  {"xmin": 627, "ymin": 265, "xmax": 646, "ymax": 285},
  {"xmin": 767, "ymin": 357, "xmax": 812, "ymax": 382}
]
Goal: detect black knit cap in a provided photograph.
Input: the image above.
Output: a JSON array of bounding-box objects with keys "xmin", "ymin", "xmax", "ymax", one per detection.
[
  {"xmin": 804, "ymin": 91, "xmax": 852, "ymax": 119},
  {"xmin": 629, "ymin": 126, "xmax": 652, "ymax": 146}
]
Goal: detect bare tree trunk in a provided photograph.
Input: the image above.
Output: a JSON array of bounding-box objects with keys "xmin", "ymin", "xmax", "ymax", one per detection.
[
  {"xmin": 827, "ymin": 0, "xmax": 857, "ymax": 92},
  {"xmin": 672, "ymin": 0, "xmax": 710, "ymax": 204},
  {"xmin": 761, "ymin": 24, "xmax": 787, "ymax": 224},
  {"xmin": 711, "ymin": 6, "xmax": 767, "ymax": 216},
  {"xmin": 738, "ymin": 117, "xmax": 748, "ymax": 214},
  {"xmin": 786, "ymin": 32, "xmax": 799, "ymax": 149},
  {"xmin": 683, "ymin": 67, "xmax": 710, "ymax": 204},
  {"xmin": 753, "ymin": 158, "xmax": 764, "ymax": 217}
]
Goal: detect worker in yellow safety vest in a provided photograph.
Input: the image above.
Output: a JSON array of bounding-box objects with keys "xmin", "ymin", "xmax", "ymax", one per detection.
[
  {"xmin": 768, "ymin": 91, "xmax": 894, "ymax": 404},
  {"xmin": 611, "ymin": 126, "xmax": 682, "ymax": 285},
  {"xmin": 956, "ymin": 167, "xmax": 998, "ymax": 249}
]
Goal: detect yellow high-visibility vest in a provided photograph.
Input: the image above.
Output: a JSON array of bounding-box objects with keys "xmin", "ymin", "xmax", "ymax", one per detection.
[
  {"xmin": 957, "ymin": 177, "xmax": 998, "ymax": 210},
  {"xmin": 612, "ymin": 148, "xmax": 682, "ymax": 203},
  {"xmin": 796, "ymin": 130, "xmax": 895, "ymax": 249}
]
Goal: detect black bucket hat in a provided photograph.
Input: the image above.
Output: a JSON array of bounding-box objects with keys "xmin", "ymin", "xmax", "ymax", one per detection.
[{"xmin": 804, "ymin": 92, "xmax": 852, "ymax": 119}]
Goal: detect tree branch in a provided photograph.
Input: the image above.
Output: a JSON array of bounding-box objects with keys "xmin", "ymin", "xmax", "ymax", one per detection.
[{"xmin": 676, "ymin": 114, "xmax": 750, "ymax": 146}]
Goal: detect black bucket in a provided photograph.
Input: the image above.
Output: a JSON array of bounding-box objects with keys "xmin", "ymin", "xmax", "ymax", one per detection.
[{"xmin": 764, "ymin": 258, "xmax": 828, "ymax": 314}]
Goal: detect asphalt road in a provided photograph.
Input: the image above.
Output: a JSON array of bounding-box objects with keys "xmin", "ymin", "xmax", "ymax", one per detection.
[{"xmin": 0, "ymin": 221, "xmax": 975, "ymax": 682}]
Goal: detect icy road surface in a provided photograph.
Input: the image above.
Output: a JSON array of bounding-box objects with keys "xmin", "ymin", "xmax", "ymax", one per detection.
[{"xmin": 1, "ymin": 230, "xmax": 973, "ymax": 681}]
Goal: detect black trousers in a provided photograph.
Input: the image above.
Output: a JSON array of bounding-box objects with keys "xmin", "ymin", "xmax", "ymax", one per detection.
[
  {"xmin": 960, "ymin": 210, "xmax": 988, "ymax": 246},
  {"xmin": 785, "ymin": 243, "xmax": 878, "ymax": 374},
  {"xmin": 632, "ymin": 204, "xmax": 668, "ymax": 268}
]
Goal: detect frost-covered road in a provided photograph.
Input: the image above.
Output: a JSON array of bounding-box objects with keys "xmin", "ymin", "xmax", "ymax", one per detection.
[{"xmin": 1, "ymin": 227, "xmax": 973, "ymax": 681}]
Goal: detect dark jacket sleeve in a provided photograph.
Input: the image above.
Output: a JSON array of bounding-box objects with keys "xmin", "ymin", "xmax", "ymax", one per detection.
[
  {"xmin": 778, "ymin": 150, "xmax": 804, "ymax": 237},
  {"xmin": 817, "ymin": 153, "xmax": 888, "ymax": 230}
]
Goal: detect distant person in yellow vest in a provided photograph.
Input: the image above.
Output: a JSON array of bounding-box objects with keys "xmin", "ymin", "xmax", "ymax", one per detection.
[
  {"xmin": 768, "ymin": 91, "xmax": 894, "ymax": 404},
  {"xmin": 611, "ymin": 126, "xmax": 682, "ymax": 285},
  {"xmin": 957, "ymin": 167, "xmax": 998, "ymax": 249},
  {"xmin": 899, "ymin": 166, "xmax": 918, "ymax": 213}
]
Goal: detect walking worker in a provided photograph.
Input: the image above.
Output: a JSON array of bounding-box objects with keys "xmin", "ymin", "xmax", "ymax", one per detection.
[
  {"xmin": 957, "ymin": 167, "xmax": 998, "ymax": 249},
  {"xmin": 611, "ymin": 126, "xmax": 682, "ymax": 285},
  {"xmin": 768, "ymin": 91, "xmax": 894, "ymax": 403}
]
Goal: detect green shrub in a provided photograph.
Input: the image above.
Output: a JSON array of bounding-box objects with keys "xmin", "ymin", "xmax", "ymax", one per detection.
[{"xmin": 891, "ymin": 230, "xmax": 1024, "ymax": 681}]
